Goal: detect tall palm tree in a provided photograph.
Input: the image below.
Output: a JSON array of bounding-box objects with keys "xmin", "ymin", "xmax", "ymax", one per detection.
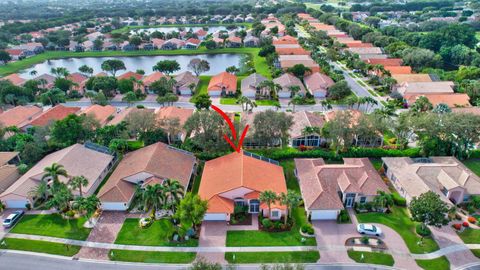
[
  {"xmin": 29, "ymin": 70, "xmax": 38, "ymax": 77},
  {"xmin": 258, "ymin": 80, "xmax": 281, "ymax": 99},
  {"xmin": 68, "ymin": 176, "xmax": 89, "ymax": 197},
  {"xmin": 288, "ymin": 95, "xmax": 303, "ymax": 113},
  {"xmin": 279, "ymin": 191, "xmax": 301, "ymax": 225},
  {"xmin": 42, "ymin": 163, "xmax": 68, "ymax": 186},
  {"xmin": 163, "ymin": 179, "xmax": 184, "ymax": 212},
  {"xmin": 142, "ymin": 184, "xmax": 166, "ymax": 218},
  {"xmin": 288, "ymin": 85, "xmax": 301, "ymax": 98},
  {"xmin": 50, "ymin": 67, "xmax": 70, "ymax": 79},
  {"xmin": 28, "ymin": 181, "xmax": 50, "ymax": 206},
  {"xmin": 72, "ymin": 195, "xmax": 100, "ymax": 225},
  {"xmin": 259, "ymin": 190, "xmax": 278, "ymax": 219}
]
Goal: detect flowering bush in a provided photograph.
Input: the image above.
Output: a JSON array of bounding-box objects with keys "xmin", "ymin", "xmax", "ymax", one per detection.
[
  {"xmin": 468, "ymin": 216, "xmax": 477, "ymax": 224},
  {"xmin": 463, "ymin": 222, "xmax": 469, "ymax": 227},
  {"xmin": 453, "ymin": 223, "xmax": 462, "ymax": 230}
]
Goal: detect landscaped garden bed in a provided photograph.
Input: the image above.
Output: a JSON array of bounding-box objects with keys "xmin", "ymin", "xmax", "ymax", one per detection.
[{"xmin": 345, "ymin": 236, "xmax": 387, "ymax": 250}]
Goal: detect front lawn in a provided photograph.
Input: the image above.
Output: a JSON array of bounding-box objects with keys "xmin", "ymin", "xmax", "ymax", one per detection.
[
  {"xmin": 457, "ymin": 228, "xmax": 480, "ymax": 244},
  {"xmin": 0, "ymin": 238, "xmax": 81, "ymax": 256},
  {"xmin": 10, "ymin": 214, "xmax": 91, "ymax": 240},
  {"xmin": 356, "ymin": 207, "xmax": 439, "ymax": 254},
  {"xmin": 220, "ymin": 98, "xmax": 237, "ymax": 105},
  {"xmin": 463, "ymin": 159, "xmax": 480, "ymax": 177},
  {"xmin": 109, "ymin": 249, "xmax": 196, "ymax": 263},
  {"xmin": 189, "ymin": 76, "xmax": 211, "ymax": 103},
  {"xmin": 255, "ymin": 99, "xmax": 280, "ymax": 106},
  {"xmin": 347, "ymin": 250, "xmax": 394, "ymax": 266},
  {"xmin": 472, "ymin": 249, "xmax": 480, "ymax": 258},
  {"xmin": 225, "ymin": 251, "xmax": 319, "ymax": 263},
  {"xmin": 114, "ymin": 218, "xmax": 198, "ymax": 247},
  {"xmin": 416, "ymin": 256, "xmax": 450, "ymax": 270}
]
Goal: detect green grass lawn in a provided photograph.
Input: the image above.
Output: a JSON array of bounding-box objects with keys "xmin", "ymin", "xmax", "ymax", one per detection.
[
  {"xmin": 463, "ymin": 159, "xmax": 480, "ymax": 177},
  {"xmin": 472, "ymin": 249, "xmax": 480, "ymax": 258},
  {"xmin": 189, "ymin": 75, "xmax": 211, "ymax": 103},
  {"xmin": 10, "ymin": 214, "xmax": 91, "ymax": 240},
  {"xmin": 220, "ymin": 97, "xmax": 237, "ymax": 105},
  {"xmin": 109, "ymin": 249, "xmax": 196, "ymax": 263},
  {"xmin": 369, "ymin": 158, "xmax": 383, "ymax": 171},
  {"xmin": 255, "ymin": 99, "xmax": 280, "ymax": 106},
  {"xmin": 225, "ymin": 251, "xmax": 319, "ymax": 264},
  {"xmin": 457, "ymin": 228, "xmax": 480, "ymax": 244},
  {"xmin": 114, "ymin": 218, "xmax": 198, "ymax": 247},
  {"xmin": 347, "ymin": 250, "xmax": 394, "ymax": 266},
  {"xmin": 0, "ymin": 238, "xmax": 81, "ymax": 256},
  {"xmin": 356, "ymin": 207, "xmax": 439, "ymax": 254},
  {"xmin": 279, "ymin": 160, "xmax": 300, "ymax": 192},
  {"xmin": 416, "ymin": 256, "xmax": 450, "ymax": 270}
]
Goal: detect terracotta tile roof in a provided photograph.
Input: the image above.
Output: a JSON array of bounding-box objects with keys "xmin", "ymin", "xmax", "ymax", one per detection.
[
  {"xmin": 0, "ymin": 106, "xmax": 43, "ymax": 128},
  {"xmin": 155, "ymin": 106, "xmax": 194, "ymax": 127},
  {"xmin": 1, "ymin": 74, "xmax": 26, "ymax": 86},
  {"xmin": 5, "ymin": 49, "xmax": 24, "ymax": 56},
  {"xmin": 67, "ymin": 72, "xmax": 88, "ymax": 84},
  {"xmin": 186, "ymin": 38, "xmax": 201, "ymax": 45},
  {"xmin": 80, "ymin": 105, "xmax": 117, "ymax": 126},
  {"xmin": 272, "ymin": 35, "xmax": 298, "ymax": 45},
  {"xmin": 310, "ymin": 23, "xmax": 336, "ymax": 31},
  {"xmin": 0, "ymin": 144, "xmax": 114, "ymax": 201},
  {"xmin": 366, "ymin": 58, "xmax": 403, "ymax": 66},
  {"xmin": 228, "ymin": 36, "xmax": 242, "ymax": 43},
  {"xmin": 117, "ymin": 71, "xmax": 143, "ymax": 81},
  {"xmin": 295, "ymin": 158, "xmax": 388, "ymax": 210},
  {"xmin": 28, "ymin": 105, "xmax": 80, "ymax": 127},
  {"xmin": 207, "ymin": 72, "xmax": 237, "ymax": 92},
  {"xmin": 396, "ymin": 81, "xmax": 454, "ymax": 96},
  {"xmin": 195, "ymin": 29, "xmax": 208, "ymax": 36},
  {"xmin": 404, "ymin": 93, "xmax": 471, "ymax": 108},
  {"xmin": 345, "ymin": 42, "xmax": 374, "ymax": 48},
  {"xmin": 275, "ymin": 46, "xmax": 310, "ymax": 55},
  {"xmin": 304, "ymin": 72, "xmax": 334, "ymax": 95},
  {"xmin": 98, "ymin": 142, "xmax": 196, "ymax": 203},
  {"xmin": 289, "ymin": 111, "xmax": 325, "ymax": 138},
  {"xmin": 142, "ymin": 72, "xmax": 166, "ymax": 87},
  {"xmin": 198, "ymin": 151, "xmax": 287, "ymax": 214},
  {"xmin": 324, "ymin": 109, "xmax": 362, "ymax": 126},
  {"xmin": 391, "ymin": 74, "xmax": 432, "ymax": 84},
  {"xmin": 384, "ymin": 66, "xmax": 412, "ymax": 75},
  {"xmin": 151, "ymin": 38, "xmax": 165, "ymax": 47}
]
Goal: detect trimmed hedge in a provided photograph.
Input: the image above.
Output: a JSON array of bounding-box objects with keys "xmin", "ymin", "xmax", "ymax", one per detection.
[{"xmin": 392, "ymin": 192, "xmax": 407, "ymax": 207}]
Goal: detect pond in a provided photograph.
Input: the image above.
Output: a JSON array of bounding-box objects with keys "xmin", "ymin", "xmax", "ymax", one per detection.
[
  {"xmin": 130, "ymin": 25, "xmax": 244, "ymax": 35},
  {"xmin": 20, "ymin": 54, "xmax": 243, "ymax": 79}
]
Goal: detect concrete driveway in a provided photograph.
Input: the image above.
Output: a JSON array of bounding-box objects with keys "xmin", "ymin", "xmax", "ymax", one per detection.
[
  {"xmin": 198, "ymin": 221, "xmax": 227, "ymax": 264},
  {"xmin": 312, "ymin": 220, "xmax": 356, "ymax": 263}
]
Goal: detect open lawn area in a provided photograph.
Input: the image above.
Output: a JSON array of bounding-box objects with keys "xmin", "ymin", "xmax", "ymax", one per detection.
[
  {"xmin": 189, "ymin": 75, "xmax": 211, "ymax": 102},
  {"xmin": 220, "ymin": 97, "xmax": 237, "ymax": 105},
  {"xmin": 109, "ymin": 250, "xmax": 196, "ymax": 263},
  {"xmin": 1, "ymin": 238, "xmax": 81, "ymax": 256},
  {"xmin": 457, "ymin": 228, "xmax": 480, "ymax": 244},
  {"xmin": 356, "ymin": 207, "xmax": 439, "ymax": 254},
  {"xmin": 255, "ymin": 99, "xmax": 280, "ymax": 106},
  {"xmin": 472, "ymin": 249, "xmax": 480, "ymax": 258},
  {"xmin": 347, "ymin": 250, "xmax": 394, "ymax": 266},
  {"xmin": 463, "ymin": 159, "xmax": 480, "ymax": 177},
  {"xmin": 225, "ymin": 251, "xmax": 319, "ymax": 263},
  {"xmin": 10, "ymin": 214, "xmax": 91, "ymax": 240},
  {"xmin": 416, "ymin": 256, "xmax": 450, "ymax": 270},
  {"xmin": 114, "ymin": 218, "xmax": 198, "ymax": 247}
]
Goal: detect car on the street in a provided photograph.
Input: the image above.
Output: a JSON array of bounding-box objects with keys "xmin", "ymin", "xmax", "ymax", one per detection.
[
  {"xmin": 357, "ymin": 223, "xmax": 382, "ymax": 236},
  {"xmin": 2, "ymin": 210, "xmax": 24, "ymax": 228}
]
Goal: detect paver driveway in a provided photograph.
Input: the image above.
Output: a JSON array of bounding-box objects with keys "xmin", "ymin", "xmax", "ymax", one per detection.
[
  {"xmin": 312, "ymin": 220, "xmax": 356, "ymax": 263},
  {"xmin": 75, "ymin": 211, "xmax": 126, "ymax": 260},
  {"xmin": 198, "ymin": 221, "xmax": 227, "ymax": 264},
  {"xmin": 430, "ymin": 225, "xmax": 478, "ymax": 269}
]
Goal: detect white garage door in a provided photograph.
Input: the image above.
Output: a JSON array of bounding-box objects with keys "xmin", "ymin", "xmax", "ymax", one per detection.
[
  {"xmin": 311, "ymin": 210, "xmax": 338, "ymax": 220},
  {"xmin": 204, "ymin": 213, "xmax": 227, "ymax": 221},
  {"xmin": 5, "ymin": 200, "xmax": 29, "ymax": 209},
  {"xmin": 101, "ymin": 202, "xmax": 127, "ymax": 211}
]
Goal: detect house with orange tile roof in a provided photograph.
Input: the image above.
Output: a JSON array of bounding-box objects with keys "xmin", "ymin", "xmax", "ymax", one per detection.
[
  {"xmin": 0, "ymin": 105, "xmax": 43, "ymax": 129},
  {"xmin": 107, "ymin": 107, "xmax": 155, "ymax": 126},
  {"xmin": 185, "ymin": 38, "xmax": 201, "ymax": 49},
  {"xmin": 277, "ymin": 54, "xmax": 321, "ymax": 73},
  {"xmin": 207, "ymin": 72, "xmax": 237, "ymax": 96},
  {"xmin": 98, "ymin": 142, "xmax": 197, "ymax": 211},
  {"xmin": 274, "ymin": 44, "xmax": 310, "ymax": 55},
  {"xmin": 35, "ymin": 74, "xmax": 55, "ymax": 89},
  {"xmin": 1, "ymin": 74, "xmax": 26, "ymax": 86},
  {"xmin": 294, "ymin": 158, "xmax": 388, "ymax": 220},
  {"xmin": 117, "ymin": 71, "xmax": 143, "ymax": 81},
  {"xmin": 25, "ymin": 105, "xmax": 80, "ymax": 129},
  {"xmin": 272, "ymin": 35, "xmax": 298, "ymax": 45},
  {"xmin": 365, "ymin": 58, "xmax": 403, "ymax": 66},
  {"xmin": 155, "ymin": 106, "xmax": 194, "ymax": 142},
  {"xmin": 404, "ymin": 93, "xmax": 471, "ymax": 108},
  {"xmin": 67, "ymin": 72, "xmax": 89, "ymax": 93},
  {"xmin": 384, "ymin": 66, "xmax": 412, "ymax": 75},
  {"xmin": 198, "ymin": 151, "xmax": 287, "ymax": 221},
  {"xmin": 227, "ymin": 36, "xmax": 242, "ymax": 48},
  {"xmin": 344, "ymin": 42, "xmax": 374, "ymax": 48},
  {"xmin": 142, "ymin": 72, "xmax": 166, "ymax": 93},
  {"xmin": 80, "ymin": 105, "xmax": 118, "ymax": 126}
]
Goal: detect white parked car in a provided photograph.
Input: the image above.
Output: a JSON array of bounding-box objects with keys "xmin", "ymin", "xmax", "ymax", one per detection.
[
  {"xmin": 2, "ymin": 210, "xmax": 24, "ymax": 228},
  {"xmin": 357, "ymin": 223, "xmax": 382, "ymax": 236}
]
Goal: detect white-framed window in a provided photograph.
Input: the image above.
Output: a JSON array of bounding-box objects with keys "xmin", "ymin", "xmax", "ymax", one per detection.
[
  {"xmin": 360, "ymin": 196, "xmax": 367, "ymax": 204},
  {"xmin": 271, "ymin": 210, "xmax": 280, "ymax": 218}
]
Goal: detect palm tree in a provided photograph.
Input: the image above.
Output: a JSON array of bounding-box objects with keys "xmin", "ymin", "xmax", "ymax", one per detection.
[
  {"xmin": 288, "ymin": 95, "xmax": 303, "ymax": 113},
  {"xmin": 72, "ymin": 195, "xmax": 100, "ymax": 226},
  {"xmin": 68, "ymin": 176, "xmax": 89, "ymax": 197},
  {"xmin": 258, "ymin": 80, "xmax": 281, "ymax": 99},
  {"xmin": 279, "ymin": 191, "xmax": 301, "ymax": 226},
  {"xmin": 28, "ymin": 181, "xmax": 50, "ymax": 206},
  {"xmin": 363, "ymin": 96, "xmax": 378, "ymax": 112},
  {"xmin": 188, "ymin": 83, "xmax": 196, "ymax": 95},
  {"xmin": 44, "ymin": 183, "xmax": 72, "ymax": 212},
  {"xmin": 259, "ymin": 190, "xmax": 278, "ymax": 219},
  {"xmin": 373, "ymin": 190, "xmax": 394, "ymax": 211},
  {"xmin": 142, "ymin": 184, "xmax": 166, "ymax": 218},
  {"xmin": 163, "ymin": 179, "xmax": 185, "ymax": 212},
  {"xmin": 236, "ymin": 95, "xmax": 250, "ymax": 112},
  {"xmin": 51, "ymin": 67, "xmax": 69, "ymax": 79},
  {"xmin": 302, "ymin": 126, "xmax": 321, "ymax": 136},
  {"xmin": 29, "ymin": 70, "xmax": 38, "ymax": 77},
  {"xmin": 288, "ymin": 85, "xmax": 301, "ymax": 98},
  {"xmin": 42, "ymin": 163, "xmax": 68, "ymax": 186},
  {"xmin": 37, "ymin": 78, "xmax": 48, "ymax": 89}
]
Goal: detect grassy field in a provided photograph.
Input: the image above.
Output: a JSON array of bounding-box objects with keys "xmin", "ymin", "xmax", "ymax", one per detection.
[
  {"xmin": 416, "ymin": 256, "xmax": 450, "ymax": 270},
  {"xmin": 347, "ymin": 250, "xmax": 394, "ymax": 266},
  {"xmin": 189, "ymin": 75, "xmax": 211, "ymax": 102},
  {"xmin": 356, "ymin": 207, "xmax": 439, "ymax": 254},
  {"xmin": 457, "ymin": 228, "xmax": 480, "ymax": 244},
  {"xmin": 463, "ymin": 159, "xmax": 480, "ymax": 177},
  {"xmin": 109, "ymin": 250, "xmax": 196, "ymax": 263},
  {"xmin": 114, "ymin": 218, "xmax": 198, "ymax": 247},
  {"xmin": 10, "ymin": 214, "xmax": 91, "ymax": 240},
  {"xmin": 225, "ymin": 251, "xmax": 319, "ymax": 263},
  {"xmin": 220, "ymin": 97, "xmax": 237, "ymax": 105},
  {"xmin": 0, "ymin": 47, "xmax": 268, "ymax": 77},
  {"xmin": 112, "ymin": 23, "xmax": 253, "ymax": 34},
  {"xmin": 1, "ymin": 238, "xmax": 81, "ymax": 256}
]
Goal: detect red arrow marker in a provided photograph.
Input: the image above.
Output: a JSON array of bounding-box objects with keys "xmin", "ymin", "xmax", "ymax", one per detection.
[{"xmin": 211, "ymin": 104, "xmax": 249, "ymax": 153}]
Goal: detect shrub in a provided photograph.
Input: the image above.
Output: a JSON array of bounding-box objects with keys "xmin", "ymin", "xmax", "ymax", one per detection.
[
  {"xmin": 274, "ymin": 221, "xmax": 282, "ymax": 229},
  {"xmin": 361, "ymin": 236, "xmax": 369, "ymax": 244},
  {"xmin": 262, "ymin": 218, "xmax": 273, "ymax": 229},
  {"xmin": 468, "ymin": 216, "xmax": 477, "ymax": 224},
  {"xmin": 463, "ymin": 222, "xmax": 469, "ymax": 227},
  {"xmin": 136, "ymin": 104, "xmax": 145, "ymax": 109},
  {"xmin": 416, "ymin": 224, "xmax": 431, "ymax": 237},
  {"xmin": 17, "ymin": 164, "xmax": 29, "ymax": 174},
  {"xmin": 453, "ymin": 223, "xmax": 462, "ymax": 230},
  {"xmin": 337, "ymin": 209, "xmax": 350, "ymax": 222},
  {"xmin": 301, "ymin": 224, "xmax": 314, "ymax": 235},
  {"xmin": 65, "ymin": 210, "xmax": 75, "ymax": 217},
  {"xmin": 392, "ymin": 193, "xmax": 407, "ymax": 207}
]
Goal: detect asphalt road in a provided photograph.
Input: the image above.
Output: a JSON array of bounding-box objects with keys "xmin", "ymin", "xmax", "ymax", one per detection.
[{"xmin": 0, "ymin": 251, "xmax": 405, "ymax": 270}]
